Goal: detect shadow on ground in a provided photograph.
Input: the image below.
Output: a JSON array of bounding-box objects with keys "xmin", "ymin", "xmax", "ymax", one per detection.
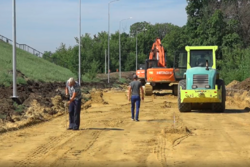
[
  {"xmin": 153, "ymin": 92, "xmax": 173, "ymax": 96},
  {"xmin": 142, "ymin": 119, "xmax": 173, "ymax": 122},
  {"xmin": 82, "ymin": 128, "xmax": 124, "ymax": 131},
  {"xmin": 191, "ymin": 109, "xmax": 249, "ymax": 114}
]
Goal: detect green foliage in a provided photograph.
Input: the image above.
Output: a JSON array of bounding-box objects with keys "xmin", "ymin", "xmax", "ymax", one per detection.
[
  {"xmin": 184, "ymin": 0, "xmax": 250, "ymax": 84},
  {"xmin": 0, "ymin": 73, "xmax": 12, "ymax": 87},
  {"xmin": 13, "ymin": 102, "xmax": 25, "ymax": 113},
  {"xmin": 0, "ymin": 114, "xmax": 6, "ymax": 119},
  {"xmin": 162, "ymin": 25, "xmax": 188, "ymax": 67},
  {"xmin": 82, "ymin": 75, "xmax": 100, "ymax": 83},
  {"xmin": 38, "ymin": 0, "xmax": 250, "ymax": 86},
  {"xmin": 119, "ymin": 78, "xmax": 127, "ymax": 83},
  {"xmin": 84, "ymin": 59, "xmax": 101, "ymax": 80},
  {"xmin": 218, "ymin": 47, "xmax": 250, "ymax": 84},
  {"xmin": 113, "ymin": 83, "xmax": 119, "ymax": 88}
]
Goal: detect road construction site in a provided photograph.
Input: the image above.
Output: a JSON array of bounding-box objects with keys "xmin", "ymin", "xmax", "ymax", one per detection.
[{"xmin": 0, "ymin": 73, "xmax": 250, "ymax": 167}]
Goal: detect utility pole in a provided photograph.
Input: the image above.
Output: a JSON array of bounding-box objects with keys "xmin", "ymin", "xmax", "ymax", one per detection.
[
  {"xmin": 108, "ymin": 0, "xmax": 119, "ymax": 83},
  {"xmin": 136, "ymin": 31, "xmax": 137, "ymax": 71},
  {"xmin": 79, "ymin": 0, "xmax": 81, "ymax": 86},
  {"xmin": 119, "ymin": 17, "xmax": 132, "ymax": 79},
  {"xmin": 12, "ymin": 0, "xmax": 17, "ymax": 98},
  {"xmin": 105, "ymin": 49, "xmax": 107, "ymax": 74}
]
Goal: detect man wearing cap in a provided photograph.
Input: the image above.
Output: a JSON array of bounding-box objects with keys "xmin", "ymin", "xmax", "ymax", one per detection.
[
  {"xmin": 128, "ymin": 74, "xmax": 144, "ymax": 121},
  {"xmin": 65, "ymin": 77, "xmax": 82, "ymax": 130}
]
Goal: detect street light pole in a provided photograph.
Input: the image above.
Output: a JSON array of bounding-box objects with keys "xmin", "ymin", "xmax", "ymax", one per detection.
[
  {"xmin": 105, "ymin": 49, "xmax": 107, "ymax": 74},
  {"xmin": 79, "ymin": 0, "xmax": 81, "ymax": 86},
  {"xmin": 108, "ymin": 0, "xmax": 119, "ymax": 83},
  {"xmin": 119, "ymin": 17, "xmax": 132, "ymax": 79},
  {"xmin": 12, "ymin": 0, "xmax": 17, "ymax": 98},
  {"xmin": 136, "ymin": 28, "xmax": 147, "ymax": 71},
  {"xmin": 136, "ymin": 31, "xmax": 138, "ymax": 71},
  {"xmin": 143, "ymin": 27, "xmax": 147, "ymax": 58}
]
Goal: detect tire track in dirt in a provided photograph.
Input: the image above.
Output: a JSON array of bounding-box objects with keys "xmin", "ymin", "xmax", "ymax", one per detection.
[
  {"xmin": 215, "ymin": 129, "xmax": 250, "ymax": 166},
  {"xmin": 130, "ymin": 139, "xmax": 155, "ymax": 167},
  {"xmin": 173, "ymin": 106, "xmax": 250, "ymax": 167},
  {"xmin": 14, "ymin": 130, "xmax": 78, "ymax": 167},
  {"xmin": 219, "ymin": 129, "xmax": 250, "ymax": 166},
  {"xmin": 154, "ymin": 136, "xmax": 168, "ymax": 167},
  {"xmin": 153, "ymin": 134, "xmax": 190, "ymax": 167},
  {"xmin": 47, "ymin": 130, "xmax": 102, "ymax": 167}
]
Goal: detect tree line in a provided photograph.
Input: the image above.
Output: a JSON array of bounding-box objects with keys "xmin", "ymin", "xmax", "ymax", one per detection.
[{"xmin": 43, "ymin": 0, "xmax": 250, "ymax": 84}]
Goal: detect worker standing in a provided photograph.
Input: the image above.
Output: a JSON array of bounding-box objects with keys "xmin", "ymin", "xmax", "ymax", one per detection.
[
  {"xmin": 128, "ymin": 74, "xmax": 144, "ymax": 121},
  {"xmin": 65, "ymin": 77, "xmax": 82, "ymax": 130}
]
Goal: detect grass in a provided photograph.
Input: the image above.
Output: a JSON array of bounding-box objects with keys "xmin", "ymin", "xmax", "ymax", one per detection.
[
  {"xmin": 0, "ymin": 40, "xmax": 76, "ymax": 86},
  {"xmin": 119, "ymin": 77, "xmax": 127, "ymax": 83},
  {"xmin": 82, "ymin": 74, "xmax": 101, "ymax": 83},
  {"xmin": 13, "ymin": 102, "xmax": 25, "ymax": 113}
]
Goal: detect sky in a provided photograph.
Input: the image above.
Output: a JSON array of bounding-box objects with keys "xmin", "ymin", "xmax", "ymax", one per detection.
[{"xmin": 0, "ymin": 0, "xmax": 188, "ymax": 53}]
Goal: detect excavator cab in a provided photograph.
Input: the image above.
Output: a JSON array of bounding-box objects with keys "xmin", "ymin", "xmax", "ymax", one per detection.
[
  {"xmin": 139, "ymin": 64, "xmax": 145, "ymax": 70},
  {"xmin": 147, "ymin": 59, "xmax": 159, "ymax": 68},
  {"xmin": 173, "ymin": 51, "xmax": 187, "ymax": 81},
  {"xmin": 144, "ymin": 59, "xmax": 158, "ymax": 82}
]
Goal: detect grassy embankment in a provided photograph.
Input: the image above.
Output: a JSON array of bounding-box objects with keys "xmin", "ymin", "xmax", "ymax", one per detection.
[{"xmin": 0, "ymin": 40, "xmax": 76, "ymax": 86}]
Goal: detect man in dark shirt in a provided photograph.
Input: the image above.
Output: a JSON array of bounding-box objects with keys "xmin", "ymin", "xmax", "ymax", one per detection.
[{"xmin": 128, "ymin": 74, "xmax": 144, "ymax": 121}]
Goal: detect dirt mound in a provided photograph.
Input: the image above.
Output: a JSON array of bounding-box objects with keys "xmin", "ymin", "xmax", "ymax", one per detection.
[
  {"xmin": 226, "ymin": 80, "xmax": 240, "ymax": 88},
  {"xmin": 90, "ymin": 91, "xmax": 107, "ymax": 104},
  {"xmin": 24, "ymin": 100, "xmax": 52, "ymax": 121},
  {"xmin": 81, "ymin": 91, "xmax": 108, "ymax": 110},
  {"xmin": 0, "ymin": 95, "xmax": 68, "ymax": 133},
  {"xmin": 232, "ymin": 78, "xmax": 250, "ymax": 90},
  {"xmin": 162, "ymin": 101, "xmax": 178, "ymax": 108},
  {"xmin": 51, "ymin": 95, "xmax": 65, "ymax": 111},
  {"xmin": 0, "ymin": 78, "xmax": 118, "ymax": 122},
  {"xmin": 161, "ymin": 125, "xmax": 191, "ymax": 146},
  {"xmin": 82, "ymin": 100, "xmax": 92, "ymax": 110},
  {"xmin": 0, "ymin": 81, "xmax": 65, "ymax": 123},
  {"xmin": 0, "ymin": 70, "xmax": 131, "ymax": 133},
  {"xmin": 226, "ymin": 91, "xmax": 250, "ymax": 108}
]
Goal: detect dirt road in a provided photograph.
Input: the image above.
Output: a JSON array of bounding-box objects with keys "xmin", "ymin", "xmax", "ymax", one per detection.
[{"xmin": 0, "ymin": 90, "xmax": 249, "ymax": 167}]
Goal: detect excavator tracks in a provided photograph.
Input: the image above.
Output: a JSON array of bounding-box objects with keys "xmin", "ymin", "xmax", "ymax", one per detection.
[{"xmin": 144, "ymin": 84, "xmax": 153, "ymax": 96}]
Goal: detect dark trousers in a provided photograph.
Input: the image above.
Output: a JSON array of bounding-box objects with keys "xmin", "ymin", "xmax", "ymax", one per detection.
[
  {"xmin": 69, "ymin": 99, "xmax": 81, "ymax": 129},
  {"xmin": 131, "ymin": 95, "xmax": 141, "ymax": 120}
]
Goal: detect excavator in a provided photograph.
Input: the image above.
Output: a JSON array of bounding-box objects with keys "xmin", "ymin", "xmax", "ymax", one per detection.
[
  {"xmin": 136, "ymin": 64, "xmax": 146, "ymax": 85},
  {"xmin": 138, "ymin": 38, "xmax": 181, "ymax": 96}
]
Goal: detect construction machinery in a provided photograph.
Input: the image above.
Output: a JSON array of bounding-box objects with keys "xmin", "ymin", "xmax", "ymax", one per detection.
[
  {"xmin": 176, "ymin": 46, "xmax": 226, "ymax": 112},
  {"xmin": 136, "ymin": 64, "xmax": 146, "ymax": 85},
  {"xmin": 143, "ymin": 38, "xmax": 180, "ymax": 96}
]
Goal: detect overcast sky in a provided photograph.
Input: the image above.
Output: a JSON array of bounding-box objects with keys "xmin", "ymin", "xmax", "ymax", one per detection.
[{"xmin": 0, "ymin": 0, "xmax": 188, "ymax": 53}]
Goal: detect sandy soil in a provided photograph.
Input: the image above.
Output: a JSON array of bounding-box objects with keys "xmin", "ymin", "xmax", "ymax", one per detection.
[
  {"xmin": 0, "ymin": 88, "xmax": 249, "ymax": 167},
  {"xmin": 0, "ymin": 71, "xmax": 133, "ymax": 132}
]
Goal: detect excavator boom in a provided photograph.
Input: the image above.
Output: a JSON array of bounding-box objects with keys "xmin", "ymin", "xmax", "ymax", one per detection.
[{"xmin": 148, "ymin": 38, "xmax": 166, "ymax": 67}]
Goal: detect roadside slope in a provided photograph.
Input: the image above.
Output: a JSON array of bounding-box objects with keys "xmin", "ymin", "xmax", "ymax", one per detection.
[{"xmin": 0, "ymin": 40, "xmax": 76, "ymax": 86}]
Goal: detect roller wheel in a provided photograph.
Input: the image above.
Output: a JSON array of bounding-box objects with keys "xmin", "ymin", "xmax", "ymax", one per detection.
[
  {"xmin": 212, "ymin": 79, "xmax": 226, "ymax": 113},
  {"xmin": 145, "ymin": 84, "xmax": 153, "ymax": 96},
  {"xmin": 172, "ymin": 85, "xmax": 178, "ymax": 96},
  {"xmin": 178, "ymin": 79, "xmax": 191, "ymax": 112}
]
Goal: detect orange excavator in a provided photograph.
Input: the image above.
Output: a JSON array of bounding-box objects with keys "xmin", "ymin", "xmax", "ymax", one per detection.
[
  {"xmin": 136, "ymin": 64, "xmax": 146, "ymax": 85},
  {"xmin": 138, "ymin": 38, "xmax": 180, "ymax": 96}
]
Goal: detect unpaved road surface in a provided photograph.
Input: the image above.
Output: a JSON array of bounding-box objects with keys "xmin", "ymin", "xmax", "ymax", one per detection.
[{"xmin": 0, "ymin": 90, "xmax": 250, "ymax": 167}]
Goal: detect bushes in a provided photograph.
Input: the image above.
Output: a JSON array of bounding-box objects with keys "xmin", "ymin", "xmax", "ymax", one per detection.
[{"xmin": 218, "ymin": 47, "xmax": 250, "ymax": 84}]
